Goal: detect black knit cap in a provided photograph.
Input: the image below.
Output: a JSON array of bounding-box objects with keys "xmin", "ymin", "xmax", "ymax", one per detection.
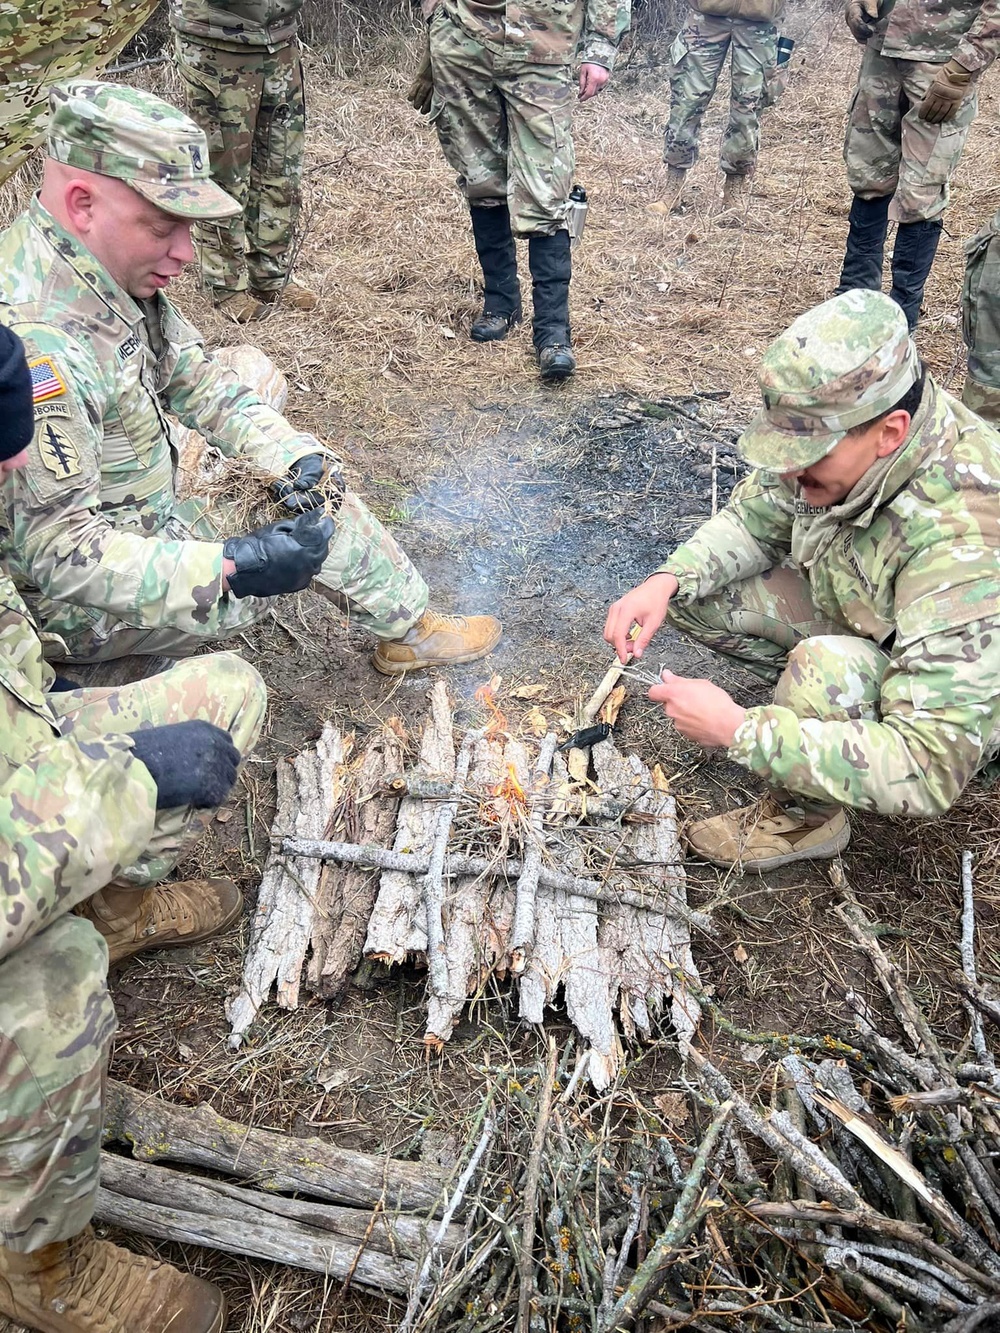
[{"xmin": 0, "ymin": 325, "xmax": 34, "ymax": 463}]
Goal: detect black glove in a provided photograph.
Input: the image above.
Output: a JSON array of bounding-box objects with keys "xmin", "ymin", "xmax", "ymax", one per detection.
[
  {"xmin": 128, "ymin": 720, "xmax": 241, "ymax": 809},
  {"xmin": 224, "ymin": 510, "xmax": 335, "ymax": 600},
  {"xmin": 272, "ymin": 453, "xmax": 340, "ymax": 513},
  {"xmin": 407, "ymin": 46, "xmax": 434, "ymax": 115},
  {"xmin": 48, "ymin": 675, "xmax": 81, "ymax": 692}
]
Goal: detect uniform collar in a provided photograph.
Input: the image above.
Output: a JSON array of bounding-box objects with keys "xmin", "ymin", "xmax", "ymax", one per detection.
[{"xmin": 29, "ymin": 195, "xmax": 146, "ymax": 330}]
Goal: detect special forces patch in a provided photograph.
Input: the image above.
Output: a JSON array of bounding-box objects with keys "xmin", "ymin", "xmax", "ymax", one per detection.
[
  {"xmin": 28, "ymin": 356, "xmax": 67, "ymax": 403},
  {"xmin": 37, "ymin": 420, "xmax": 81, "ymax": 479}
]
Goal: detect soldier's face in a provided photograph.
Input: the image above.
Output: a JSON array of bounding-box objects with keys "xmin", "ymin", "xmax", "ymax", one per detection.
[
  {"xmin": 781, "ymin": 412, "xmax": 910, "ymax": 507},
  {"xmin": 85, "ymin": 179, "xmax": 196, "ymax": 299}
]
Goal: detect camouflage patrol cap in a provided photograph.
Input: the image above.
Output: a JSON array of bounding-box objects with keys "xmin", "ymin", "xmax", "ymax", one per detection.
[
  {"xmin": 47, "ymin": 80, "xmax": 240, "ymax": 221},
  {"xmin": 738, "ymin": 290, "xmax": 920, "ymax": 473}
]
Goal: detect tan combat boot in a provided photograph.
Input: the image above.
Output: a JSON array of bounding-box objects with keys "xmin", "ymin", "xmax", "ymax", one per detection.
[
  {"xmin": 646, "ymin": 166, "xmax": 688, "ymax": 217},
  {"xmin": 685, "ymin": 795, "xmax": 850, "ymax": 871},
  {"xmin": 214, "ymin": 289, "xmax": 266, "ymax": 324},
  {"xmin": 372, "ymin": 610, "xmax": 502, "ymax": 675},
  {"xmin": 77, "ymin": 878, "xmax": 243, "ymax": 965},
  {"xmin": 0, "ymin": 1226, "xmax": 226, "ymax": 1333},
  {"xmin": 253, "ymin": 280, "xmax": 319, "ymax": 312},
  {"xmin": 721, "ymin": 173, "xmax": 748, "ymax": 208}
]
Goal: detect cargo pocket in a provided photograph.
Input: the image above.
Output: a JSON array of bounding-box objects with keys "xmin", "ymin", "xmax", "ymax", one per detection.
[
  {"xmin": 962, "ymin": 212, "xmax": 1000, "ymax": 380},
  {"xmin": 761, "ymin": 62, "xmax": 788, "ymax": 109}
]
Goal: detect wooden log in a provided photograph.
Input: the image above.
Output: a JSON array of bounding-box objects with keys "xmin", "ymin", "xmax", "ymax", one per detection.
[
  {"xmin": 95, "ymin": 1155, "xmax": 418, "ymax": 1293},
  {"xmin": 228, "ymin": 723, "xmax": 349, "ymax": 1048},
  {"xmin": 365, "ymin": 680, "xmax": 455, "ymax": 963},
  {"xmin": 509, "ymin": 732, "xmax": 558, "ymax": 975},
  {"xmin": 103, "ymin": 1080, "xmax": 449, "ymax": 1216},
  {"xmin": 307, "ymin": 724, "xmax": 405, "ymax": 999}
]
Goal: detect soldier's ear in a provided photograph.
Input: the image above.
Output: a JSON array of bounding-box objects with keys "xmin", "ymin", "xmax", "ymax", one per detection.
[
  {"xmin": 63, "ymin": 180, "xmax": 98, "ymax": 234},
  {"xmin": 874, "ymin": 409, "xmax": 911, "ymax": 458}
]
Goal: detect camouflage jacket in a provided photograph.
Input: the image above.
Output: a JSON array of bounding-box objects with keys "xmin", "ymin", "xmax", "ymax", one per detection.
[
  {"xmin": 168, "ymin": 0, "xmax": 302, "ymax": 51},
  {"xmin": 661, "ymin": 380, "xmax": 1000, "ymax": 817},
  {"xmin": 438, "ymin": 0, "xmax": 631, "ymax": 68},
  {"xmin": 871, "ymin": 0, "xmax": 1000, "ymax": 73},
  {"xmin": 0, "ymin": 198, "xmax": 321, "ymax": 653},
  {"xmin": 0, "ymin": 571, "xmax": 156, "ymax": 962}
]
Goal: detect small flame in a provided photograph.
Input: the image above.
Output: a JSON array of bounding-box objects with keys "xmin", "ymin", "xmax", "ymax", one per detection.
[
  {"xmin": 475, "ymin": 675, "xmax": 508, "ymax": 741},
  {"xmin": 485, "ymin": 762, "xmax": 527, "ymax": 822}
]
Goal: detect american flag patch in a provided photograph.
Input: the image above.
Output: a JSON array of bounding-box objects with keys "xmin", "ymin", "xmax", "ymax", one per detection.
[{"xmin": 29, "ymin": 356, "xmax": 66, "ymax": 403}]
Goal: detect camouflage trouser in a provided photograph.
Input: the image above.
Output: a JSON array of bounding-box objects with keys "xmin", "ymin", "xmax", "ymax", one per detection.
[
  {"xmin": 668, "ymin": 561, "xmax": 885, "ymax": 815},
  {"xmin": 961, "ymin": 206, "xmax": 1000, "ymax": 424},
  {"xmin": 429, "ymin": 4, "xmax": 575, "ymax": 236},
  {"xmin": 174, "ymin": 34, "xmax": 305, "ymax": 296},
  {"xmin": 663, "ymin": 12, "xmax": 779, "ymax": 178},
  {"xmin": 844, "ymin": 46, "xmax": 978, "ymax": 224},
  {"xmin": 0, "ymin": 651, "xmax": 266, "ymax": 1251},
  {"xmin": 54, "ymin": 349, "xmax": 429, "ymax": 663}
]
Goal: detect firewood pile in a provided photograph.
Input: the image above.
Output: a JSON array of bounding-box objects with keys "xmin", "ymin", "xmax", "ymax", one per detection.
[
  {"xmin": 408, "ymin": 857, "xmax": 1000, "ymax": 1333},
  {"xmin": 229, "ymin": 676, "xmax": 706, "ymax": 1088}
]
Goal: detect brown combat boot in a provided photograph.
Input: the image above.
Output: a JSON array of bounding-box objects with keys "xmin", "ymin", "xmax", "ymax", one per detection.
[
  {"xmin": 77, "ymin": 878, "xmax": 243, "ymax": 964},
  {"xmin": 0, "ymin": 1226, "xmax": 226, "ymax": 1333},
  {"xmin": 372, "ymin": 610, "xmax": 502, "ymax": 675},
  {"xmin": 685, "ymin": 795, "xmax": 850, "ymax": 871},
  {"xmin": 646, "ymin": 166, "xmax": 688, "ymax": 217},
  {"xmin": 721, "ymin": 173, "xmax": 748, "ymax": 208},
  {"xmin": 253, "ymin": 280, "xmax": 319, "ymax": 312},
  {"xmin": 214, "ymin": 289, "xmax": 266, "ymax": 324}
]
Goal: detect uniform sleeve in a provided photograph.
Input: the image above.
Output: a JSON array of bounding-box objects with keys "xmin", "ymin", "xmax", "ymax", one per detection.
[
  {"xmin": 953, "ymin": 0, "xmax": 1000, "ymax": 74},
  {"xmin": 581, "ymin": 0, "xmax": 631, "ymax": 67},
  {"xmin": 659, "ymin": 471, "xmax": 795, "ymax": 602},
  {"xmin": 728, "ymin": 615, "xmax": 1000, "ymax": 817},
  {"xmin": 162, "ymin": 307, "xmax": 332, "ymax": 480},
  {"xmin": 0, "ymin": 726, "xmax": 157, "ymax": 961},
  {"xmin": 6, "ymin": 326, "xmax": 232, "ymax": 634}
]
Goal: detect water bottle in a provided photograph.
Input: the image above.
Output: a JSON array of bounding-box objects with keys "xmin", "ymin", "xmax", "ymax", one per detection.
[
  {"xmin": 567, "ymin": 184, "xmax": 588, "ymax": 249},
  {"xmin": 776, "ymin": 35, "xmax": 795, "ymax": 65}
]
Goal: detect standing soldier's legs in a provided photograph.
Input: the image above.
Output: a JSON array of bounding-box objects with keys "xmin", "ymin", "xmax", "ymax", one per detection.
[
  {"xmin": 501, "ymin": 61, "xmax": 577, "ymax": 380},
  {"xmin": 247, "ymin": 45, "xmax": 315, "ymax": 311},
  {"xmin": 662, "ymin": 14, "xmax": 732, "ymax": 172},
  {"xmin": 889, "ymin": 59, "xmax": 976, "ymax": 328},
  {"xmin": 837, "ymin": 47, "xmax": 902, "ymax": 294},
  {"xmin": 962, "ymin": 209, "xmax": 1000, "ymax": 424},
  {"xmin": 429, "ymin": 11, "xmax": 521, "ymax": 342},
  {"xmin": 47, "ymin": 653, "xmax": 267, "ymax": 964},
  {"xmin": 0, "ymin": 924, "xmax": 228, "ymax": 1329},
  {"xmin": 175, "ymin": 37, "xmax": 266, "ymax": 320},
  {"xmin": 721, "ymin": 20, "xmax": 777, "ymax": 189}
]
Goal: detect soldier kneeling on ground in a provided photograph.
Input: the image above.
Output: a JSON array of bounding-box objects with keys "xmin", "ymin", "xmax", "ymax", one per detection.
[
  {"xmin": 0, "ymin": 324, "xmax": 264, "ymax": 1332},
  {"xmin": 605, "ymin": 290, "xmax": 1000, "ymax": 870},
  {"xmin": 0, "ymin": 81, "xmax": 501, "ymax": 680}
]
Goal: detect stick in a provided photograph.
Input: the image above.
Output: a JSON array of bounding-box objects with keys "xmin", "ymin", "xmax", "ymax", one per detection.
[
  {"xmin": 516, "ymin": 1040, "xmax": 559, "ymax": 1333},
  {"xmin": 510, "ymin": 733, "xmax": 558, "ymax": 975},
  {"xmin": 283, "ymin": 838, "xmax": 712, "ymax": 930},
  {"xmin": 960, "ymin": 851, "xmax": 993, "ymax": 1069},
  {"xmin": 425, "ymin": 729, "xmax": 483, "ymax": 1004},
  {"xmin": 602, "ymin": 1102, "xmax": 732, "ymax": 1332},
  {"xmin": 397, "ymin": 1115, "xmax": 496, "ymax": 1333}
]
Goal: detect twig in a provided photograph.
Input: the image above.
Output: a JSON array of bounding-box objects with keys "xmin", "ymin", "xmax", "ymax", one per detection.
[
  {"xmin": 510, "ymin": 732, "xmax": 558, "ymax": 974},
  {"xmin": 960, "ymin": 851, "xmax": 993, "ymax": 1069},
  {"xmin": 601, "ymin": 1101, "xmax": 732, "ymax": 1332},
  {"xmin": 424, "ymin": 729, "xmax": 482, "ymax": 1005},
  {"xmin": 516, "ymin": 1040, "xmax": 558, "ymax": 1333},
  {"xmin": 397, "ymin": 1115, "xmax": 496, "ymax": 1333}
]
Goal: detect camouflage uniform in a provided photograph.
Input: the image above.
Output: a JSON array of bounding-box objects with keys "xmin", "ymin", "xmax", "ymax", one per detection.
[
  {"xmin": 659, "ymin": 290, "xmax": 1000, "ymax": 819},
  {"xmin": 845, "ymin": 0, "xmax": 1000, "ymax": 223},
  {"xmin": 663, "ymin": 0, "xmax": 785, "ymax": 179},
  {"xmin": 0, "ymin": 86, "xmax": 429, "ymax": 662},
  {"xmin": 0, "ymin": 567, "xmax": 266, "ymax": 1248},
  {"xmin": 427, "ymin": 0, "xmax": 630, "ymax": 236},
  {"xmin": 169, "ymin": 0, "xmax": 306, "ymax": 299},
  {"xmin": 962, "ymin": 205, "xmax": 1000, "ymax": 423}
]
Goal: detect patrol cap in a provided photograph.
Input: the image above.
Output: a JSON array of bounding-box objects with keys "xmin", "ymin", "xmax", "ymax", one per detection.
[
  {"xmin": 737, "ymin": 290, "xmax": 920, "ymax": 473},
  {"xmin": 47, "ymin": 80, "xmax": 240, "ymax": 221}
]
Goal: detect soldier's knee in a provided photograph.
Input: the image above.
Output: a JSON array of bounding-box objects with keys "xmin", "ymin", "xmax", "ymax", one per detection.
[
  {"xmin": 776, "ymin": 635, "xmax": 885, "ymax": 719},
  {"xmin": 209, "ymin": 652, "xmax": 268, "ymax": 746}
]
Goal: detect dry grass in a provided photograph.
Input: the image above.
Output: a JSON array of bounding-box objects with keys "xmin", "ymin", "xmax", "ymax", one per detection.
[{"xmin": 3, "ymin": 10, "xmax": 1000, "ymax": 1330}]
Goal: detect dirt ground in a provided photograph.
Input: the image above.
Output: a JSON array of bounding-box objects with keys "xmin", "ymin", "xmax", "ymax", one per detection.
[{"xmin": 4, "ymin": 3, "xmax": 1000, "ymax": 1330}]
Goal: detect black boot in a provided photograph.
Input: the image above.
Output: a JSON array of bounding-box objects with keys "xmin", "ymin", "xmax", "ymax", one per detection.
[
  {"xmin": 469, "ymin": 204, "xmax": 522, "ymax": 342},
  {"xmin": 528, "ymin": 229, "xmax": 575, "ymax": 382},
  {"xmin": 835, "ymin": 195, "xmax": 891, "ymax": 294},
  {"xmin": 890, "ymin": 218, "xmax": 943, "ymax": 331}
]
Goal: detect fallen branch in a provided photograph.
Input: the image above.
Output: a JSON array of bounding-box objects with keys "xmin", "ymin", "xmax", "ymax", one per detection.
[
  {"xmin": 516, "ymin": 1039, "xmax": 558, "ymax": 1332},
  {"xmin": 510, "ymin": 732, "xmax": 558, "ymax": 975},
  {"xmin": 425, "ymin": 728, "xmax": 483, "ymax": 1005},
  {"xmin": 960, "ymin": 851, "xmax": 993, "ymax": 1069}
]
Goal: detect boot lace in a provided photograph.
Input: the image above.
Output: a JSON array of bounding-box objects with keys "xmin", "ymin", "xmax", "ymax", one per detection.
[
  {"xmin": 61, "ymin": 1233, "xmax": 160, "ymax": 1326},
  {"xmin": 142, "ymin": 882, "xmax": 198, "ymax": 937}
]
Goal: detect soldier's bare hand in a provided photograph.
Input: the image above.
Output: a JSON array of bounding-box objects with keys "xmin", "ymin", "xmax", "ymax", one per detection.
[
  {"xmin": 578, "ymin": 63, "xmax": 610, "ymax": 101},
  {"xmin": 604, "ymin": 572, "xmax": 678, "ymax": 663},
  {"xmin": 649, "ymin": 672, "xmax": 747, "ymax": 748}
]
